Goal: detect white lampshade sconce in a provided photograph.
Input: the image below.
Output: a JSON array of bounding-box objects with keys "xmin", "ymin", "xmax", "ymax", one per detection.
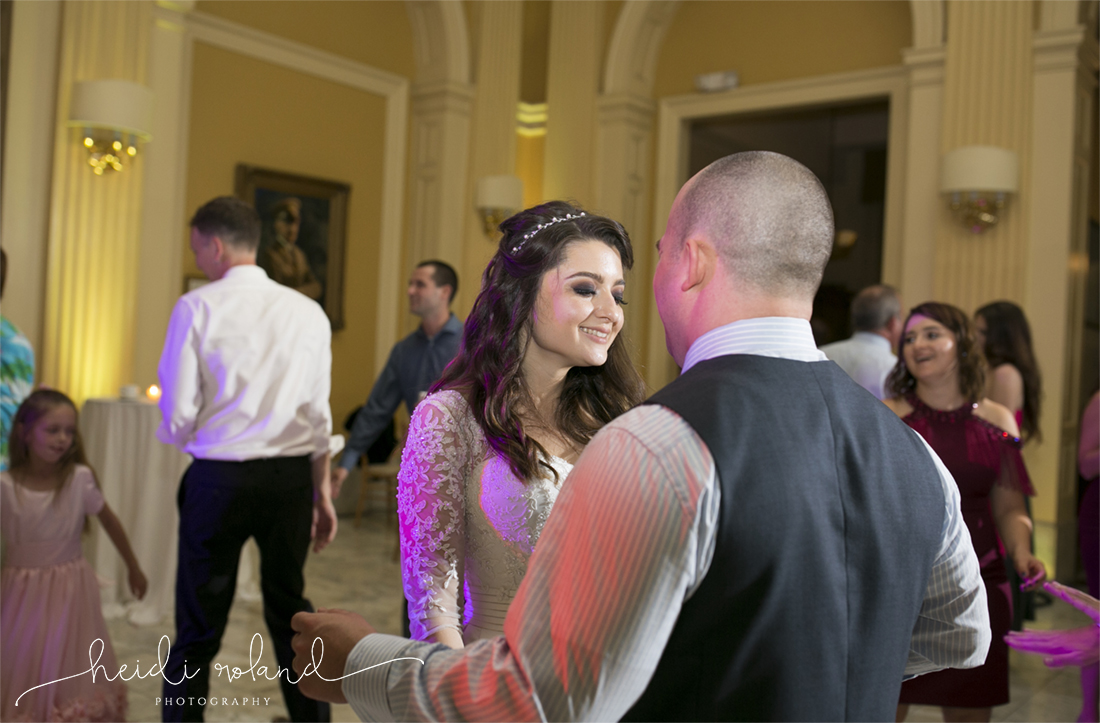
[
  {"xmin": 68, "ymin": 80, "xmax": 154, "ymax": 175},
  {"xmin": 476, "ymin": 175, "xmax": 524, "ymax": 236},
  {"xmin": 940, "ymin": 145, "xmax": 1018, "ymax": 234}
]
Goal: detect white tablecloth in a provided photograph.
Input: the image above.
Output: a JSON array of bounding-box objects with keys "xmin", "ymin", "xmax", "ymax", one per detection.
[{"xmin": 80, "ymin": 399, "xmax": 189, "ymax": 626}]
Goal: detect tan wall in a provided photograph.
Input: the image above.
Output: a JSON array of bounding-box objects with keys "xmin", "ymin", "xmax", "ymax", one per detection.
[
  {"xmin": 653, "ymin": 0, "xmax": 912, "ymax": 97},
  {"xmin": 184, "ymin": 41, "xmax": 393, "ymax": 434},
  {"xmin": 196, "ymin": 0, "xmax": 415, "ymax": 77}
]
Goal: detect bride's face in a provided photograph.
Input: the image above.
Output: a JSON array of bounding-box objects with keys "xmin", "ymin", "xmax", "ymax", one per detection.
[{"xmin": 524, "ymin": 239, "xmax": 626, "ymax": 374}]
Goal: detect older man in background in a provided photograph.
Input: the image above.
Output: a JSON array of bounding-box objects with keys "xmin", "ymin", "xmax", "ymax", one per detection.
[{"xmin": 821, "ymin": 283, "xmax": 903, "ymax": 399}]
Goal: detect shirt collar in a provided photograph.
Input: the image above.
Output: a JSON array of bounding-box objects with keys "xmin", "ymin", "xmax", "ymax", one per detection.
[
  {"xmin": 220, "ymin": 265, "xmax": 267, "ymax": 282},
  {"xmin": 418, "ymin": 313, "xmax": 463, "ymax": 340},
  {"xmin": 681, "ymin": 317, "xmax": 827, "ymax": 374}
]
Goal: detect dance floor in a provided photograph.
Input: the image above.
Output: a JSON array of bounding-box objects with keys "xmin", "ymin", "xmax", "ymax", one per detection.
[{"xmin": 107, "ymin": 510, "xmax": 1087, "ymax": 723}]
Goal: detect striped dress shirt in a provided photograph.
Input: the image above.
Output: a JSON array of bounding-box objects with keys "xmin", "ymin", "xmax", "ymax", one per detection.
[{"xmin": 342, "ymin": 316, "xmax": 989, "ymax": 722}]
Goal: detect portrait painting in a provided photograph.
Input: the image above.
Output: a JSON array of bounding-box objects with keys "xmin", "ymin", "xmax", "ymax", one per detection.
[{"xmin": 234, "ymin": 165, "xmax": 350, "ymax": 329}]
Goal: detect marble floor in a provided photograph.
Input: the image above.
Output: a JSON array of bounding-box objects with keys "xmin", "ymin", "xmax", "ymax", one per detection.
[{"xmin": 107, "ymin": 510, "xmax": 1092, "ymax": 723}]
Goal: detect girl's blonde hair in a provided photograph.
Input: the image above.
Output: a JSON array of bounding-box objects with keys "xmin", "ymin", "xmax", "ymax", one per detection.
[{"xmin": 8, "ymin": 389, "xmax": 98, "ymax": 497}]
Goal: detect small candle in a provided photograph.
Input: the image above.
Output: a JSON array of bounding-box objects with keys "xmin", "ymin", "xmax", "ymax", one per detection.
[{"xmin": 146, "ymin": 384, "xmax": 161, "ymax": 402}]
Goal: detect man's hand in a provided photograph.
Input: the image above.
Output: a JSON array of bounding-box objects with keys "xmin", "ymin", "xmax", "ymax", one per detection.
[
  {"xmin": 291, "ymin": 608, "xmax": 377, "ymax": 704},
  {"xmin": 331, "ymin": 466, "xmax": 349, "ymax": 500},
  {"xmin": 311, "ymin": 453, "xmax": 337, "ymax": 552},
  {"xmin": 312, "ymin": 495, "xmax": 337, "ymax": 553}
]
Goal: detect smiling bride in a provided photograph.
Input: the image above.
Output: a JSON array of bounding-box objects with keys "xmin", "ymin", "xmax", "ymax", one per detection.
[{"xmin": 396, "ymin": 201, "xmax": 646, "ymax": 648}]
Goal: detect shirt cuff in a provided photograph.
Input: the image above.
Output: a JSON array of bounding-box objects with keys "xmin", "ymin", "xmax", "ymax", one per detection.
[
  {"xmin": 338, "ymin": 449, "xmax": 359, "ymax": 470},
  {"xmin": 343, "ymin": 633, "xmax": 421, "ymax": 722}
]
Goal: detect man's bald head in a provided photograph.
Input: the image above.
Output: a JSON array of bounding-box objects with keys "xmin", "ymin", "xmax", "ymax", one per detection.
[{"xmin": 673, "ymin": 151, "xmax": 834, "ymax": 300}]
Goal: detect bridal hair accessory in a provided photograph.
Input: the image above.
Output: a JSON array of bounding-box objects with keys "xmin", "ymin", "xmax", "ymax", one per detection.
[{"xmin": 512, "ymin": 212, "xmax": 586, "ymax": 254}]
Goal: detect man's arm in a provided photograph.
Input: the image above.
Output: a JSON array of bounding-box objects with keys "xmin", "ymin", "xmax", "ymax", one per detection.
[
  {"xmin": 337, "ymin": 347, "xmax": 404, "ymax": 472},
  {"xmin": 156, "ymin": 299, "xmax": 202, "ymax": 449},
  {"xmin": 905, "ymin": 435, "xmax": 991, "ymax": 678},
  {"xmin": 294, "ymin": 407, "xmax": 718, "ymax": 722}
]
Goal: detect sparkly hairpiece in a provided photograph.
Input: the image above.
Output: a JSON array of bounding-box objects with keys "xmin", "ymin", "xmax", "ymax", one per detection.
[{"xmin": 511, "ymin": 212, "xmax": 586, "ymax": 254}]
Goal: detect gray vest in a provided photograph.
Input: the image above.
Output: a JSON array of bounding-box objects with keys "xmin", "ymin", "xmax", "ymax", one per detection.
[{"xmin": 622, "ymin": 355, "xmax": 944, "ymax": 722}]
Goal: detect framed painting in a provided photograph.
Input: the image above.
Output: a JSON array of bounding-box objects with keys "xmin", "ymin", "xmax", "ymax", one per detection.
[{"xmin": 235, "ymin": 164, "xmax": 350, "ymax": 330}]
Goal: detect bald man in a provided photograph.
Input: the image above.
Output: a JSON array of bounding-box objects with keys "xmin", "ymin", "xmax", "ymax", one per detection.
[{"xmin": 291, "ymin": 152, "xmax": 990, "ymax": 722}]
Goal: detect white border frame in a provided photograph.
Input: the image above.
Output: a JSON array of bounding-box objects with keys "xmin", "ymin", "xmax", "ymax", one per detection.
[{"xmin": 647, "ymin": 65, "xmax": 910, "ymax": 383}]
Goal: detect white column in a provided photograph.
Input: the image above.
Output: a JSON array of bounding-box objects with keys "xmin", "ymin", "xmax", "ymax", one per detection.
[
  {"xmin": 595, "ymin": 92, "xmax": 656, "ymax": 387},
  {"xmin": 543, "ymin": 0, "xmax": 602, "ymax": 205},
  {"xmin": 1026, "ymin": 22, "xmax": 1097, "ymax": 579},
  {"xmin": 407, "ymin": 81, "xmax": 473, "ymax": 271},
  {"xmin": 0, "ymin": 0, "xmax": 62, "ymax": 358},
  {"xmin": 132, "ymin": 0, "xmax": 194, "ymax": 389},
  {"xmin": 460, "ymin": 1, "xmax": 522, "ymax": 301},
  {"xmin": 897, "ymin": 45, "xmax": 944, "ymax": 308},
  {"xmin": 41, "ymin": 0, "xmax": 154, "ymax": 405}
]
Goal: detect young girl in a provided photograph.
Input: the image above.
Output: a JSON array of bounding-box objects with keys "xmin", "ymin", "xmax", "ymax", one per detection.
[{"xmin": 1, "ymin": 390, "xmax": 147, "ymax": 722}]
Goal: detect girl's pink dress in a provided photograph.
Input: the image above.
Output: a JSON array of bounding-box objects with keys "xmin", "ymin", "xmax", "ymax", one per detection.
[{"xmin": 1, "ymin": 466, "xmax": 127, "ymax": 722}]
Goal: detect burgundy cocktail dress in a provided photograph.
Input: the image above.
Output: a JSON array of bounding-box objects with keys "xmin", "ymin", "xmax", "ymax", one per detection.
[{"xmin": 898, "ymin": 395, "xmax": 1033, "ymax": 708}]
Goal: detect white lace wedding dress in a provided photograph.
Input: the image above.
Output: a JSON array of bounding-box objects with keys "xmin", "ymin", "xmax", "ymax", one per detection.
[{"xmin": 396, "ymin": 389, "xmax": 571, "ymax": 643}]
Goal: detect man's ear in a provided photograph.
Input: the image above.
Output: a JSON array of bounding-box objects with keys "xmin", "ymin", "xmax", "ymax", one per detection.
[
  {"xmin": 681, "ymin": 237, "xmax": 717, "ymax": 293},
  {"xmin": 209, "ymin": 234, "xmax": 228, "ymax": 261}
]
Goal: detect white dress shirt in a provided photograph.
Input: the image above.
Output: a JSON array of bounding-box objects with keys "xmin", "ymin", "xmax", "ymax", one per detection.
[
  {"xmin": 342, "ymin": 317, "xmax": 989, "ymax": 722},
  {"xmin": 820, "ymin": 330, "xmax": 898, "ymax": 400},
  {"xmin": 157, "ymin": 265, "xmax": 332, "ymax": 461}
]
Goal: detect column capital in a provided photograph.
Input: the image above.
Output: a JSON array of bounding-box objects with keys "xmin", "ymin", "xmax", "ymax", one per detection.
[
  {"xmin": 902, "ymin": 45, "xmax": 945, "ymax": 87},
  {"xmin": 411, "ymin": 80, "xmax": 475, "ymax": 117},
  {"xmin": 597, "ymin": 92, "xmax": 656, "ymax": 130},
  {"xmin": 1033, "ymin": 26, "xmax": 1099, "ymax": 75}
]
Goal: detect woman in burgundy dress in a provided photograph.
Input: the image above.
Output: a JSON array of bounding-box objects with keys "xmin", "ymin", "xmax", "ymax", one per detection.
[{"xmin": 884, "ymin": 302, "xmax": 1046, "ymax": 723}]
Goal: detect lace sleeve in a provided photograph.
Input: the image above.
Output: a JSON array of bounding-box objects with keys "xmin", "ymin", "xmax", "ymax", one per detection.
[{"xmin": 396, "ymin": 392, "xmax": 473, "ymax": 640}]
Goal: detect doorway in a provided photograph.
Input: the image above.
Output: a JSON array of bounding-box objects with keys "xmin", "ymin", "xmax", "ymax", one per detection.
[{"xmin": 688, "ymin": 100, "xmax": 890, "ymax": 345}]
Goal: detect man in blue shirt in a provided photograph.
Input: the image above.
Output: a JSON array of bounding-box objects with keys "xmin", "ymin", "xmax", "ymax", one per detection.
[{"xmin": 331, "ymin": 261, "xmax": 461, "ymax": 494}]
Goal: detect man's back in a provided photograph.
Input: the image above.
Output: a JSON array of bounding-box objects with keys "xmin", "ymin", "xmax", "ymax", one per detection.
[
  {"xmin": 157, "ymin": 265, "xmax": 331, "ymax": 461},
  {"xmin": 821, "ymin": 331, "xmax": 897, "ymax": 400},
  {"xmin": 625, "ymin": 355, "xmax": 943, "ymax": 722}
]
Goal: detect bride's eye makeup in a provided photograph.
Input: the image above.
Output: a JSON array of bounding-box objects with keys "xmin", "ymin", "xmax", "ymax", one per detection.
[{"xmin": 571, "ymin": 283, "xmax": 628, "ymax": 306}]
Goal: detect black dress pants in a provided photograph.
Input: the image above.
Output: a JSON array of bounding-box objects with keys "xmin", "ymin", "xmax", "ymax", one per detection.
[{"xmin": 162, "ymin": 456, "xmax": 330, "ymax": 722}]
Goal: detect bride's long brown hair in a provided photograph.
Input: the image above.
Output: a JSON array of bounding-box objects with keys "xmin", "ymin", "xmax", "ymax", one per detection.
[{"xmin": 432, "ymin": 201, "xmax": 647, "ymax": 481}]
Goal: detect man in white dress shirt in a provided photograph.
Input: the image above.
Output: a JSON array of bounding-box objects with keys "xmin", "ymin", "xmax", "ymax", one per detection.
[
  {"xmin": 157, "ymin": 196, "xmax": 335, "ymax": 722},
  {"xmin": 289, "ymin": 153, "xmax": 989, "ymax": 721},
  {"xmin": 820, "ymin": 284, "xmax": 903, "ymax": 399}
]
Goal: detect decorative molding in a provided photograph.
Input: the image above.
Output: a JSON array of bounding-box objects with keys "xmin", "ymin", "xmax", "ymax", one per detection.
[
  {"xmin": 404, "ymin": 0, "xmax": 470, "ymax": 86},
  {"xmin": 407, "ymin": 80, "xmax": 473, "ymax": 268},
  {"xmin": 186, "ymin": 10, "xmax": 409, "ymax": 372},
  {"xmin": 902, "ymin": 45, "xmax": 946, "ymax": 86},
  {"xmin": 187, "ymin": 11, "xmax": 407, "ymax": 96},
  {"xmin": 658, "ymin": 64, "xmax": 908, "ymax": 120},
  {"xmin": 603, "ymin": 0, "xmax": 679, "ymax": 96},
  {"xmin": 1039, "ymin": 0, "xmax": 1082, "ymax": 32},
  {"xmin": 909, "ymin": 0, "xmax": 945, "ymax": 49},
  {"xmin": 1033, "ymin": 26, "xmax": 1098, "ymax": 74}
]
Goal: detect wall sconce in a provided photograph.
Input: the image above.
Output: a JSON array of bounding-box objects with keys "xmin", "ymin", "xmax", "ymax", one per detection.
[
  {"xmin": 940, "ymin": 145, "xmax": 1018, "ymax": 233},
  {"xmin": 476, "ymin": 175, "xmax": 524, "ymax": 235},
  {"xmin": 68, "ymin": 79, "xmax": 154, "ymax": 176}
]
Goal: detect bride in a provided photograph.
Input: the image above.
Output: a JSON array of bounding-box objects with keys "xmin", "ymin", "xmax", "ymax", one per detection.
[{"xmin": 396, "ymin": 200, "xmax": 646, "ymax": 648}]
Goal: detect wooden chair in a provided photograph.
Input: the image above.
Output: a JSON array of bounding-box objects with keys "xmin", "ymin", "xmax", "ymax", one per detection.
[{"xmin": 353, "ymin": 438, "xmax": 404, "ymax": 529}]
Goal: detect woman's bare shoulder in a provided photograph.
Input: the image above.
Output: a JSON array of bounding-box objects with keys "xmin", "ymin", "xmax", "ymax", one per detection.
[{"xmin": 974, "ymin": 398, "xmax": 1020, "ymax": 437}]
